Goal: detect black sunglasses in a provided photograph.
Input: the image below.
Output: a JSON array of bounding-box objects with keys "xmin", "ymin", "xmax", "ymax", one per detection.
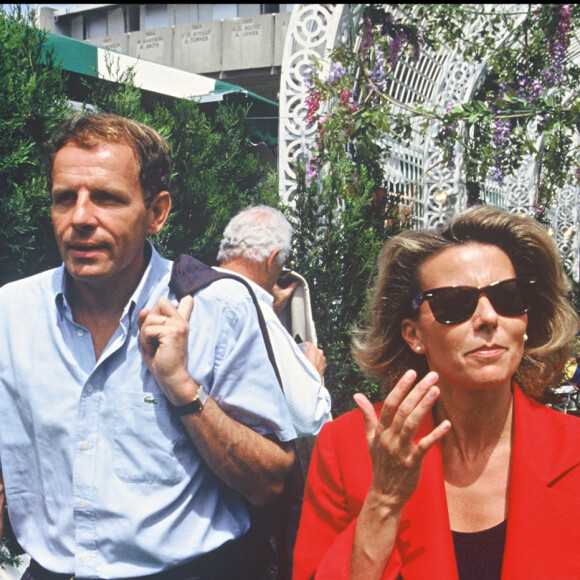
[{"xmin": 411, "ymin": 277, "xmax": 536, "ymax": 325}]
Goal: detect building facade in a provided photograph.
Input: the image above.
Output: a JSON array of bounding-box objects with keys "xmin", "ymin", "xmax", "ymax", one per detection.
[{"xmin": 38, "ymin": 4, "xmax": 294, "ymax": 103}]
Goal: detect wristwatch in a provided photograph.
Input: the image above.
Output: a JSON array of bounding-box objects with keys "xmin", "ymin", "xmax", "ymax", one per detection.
[{"xmin": 173, "ymin": 384, "xmax": 208, "ymax": 415}]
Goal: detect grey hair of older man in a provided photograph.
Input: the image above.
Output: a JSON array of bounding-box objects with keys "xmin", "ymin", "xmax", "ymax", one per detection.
[{"xmin": 217, "ymin": 205, "xmax": 293, "ymax": 268}]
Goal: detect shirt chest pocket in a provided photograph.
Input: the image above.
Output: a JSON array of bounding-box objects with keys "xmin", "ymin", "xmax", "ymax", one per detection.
[{"xmin": 112, "ymin": 392, "xmax": 190, "ymax": 485}]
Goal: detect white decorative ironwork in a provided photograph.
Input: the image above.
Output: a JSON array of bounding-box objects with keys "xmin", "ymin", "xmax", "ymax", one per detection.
[
  {"xmin": 279, "ymin": 4, "xmax": 580, "ymax": 279},
  {"xmin": 278, "ymin": 4, "xmax": 365, "ymax": 203}
]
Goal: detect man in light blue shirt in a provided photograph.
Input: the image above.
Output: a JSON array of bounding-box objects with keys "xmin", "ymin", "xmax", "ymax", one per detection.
[{"xmin": 0, "ymin": 114, "xmax": 295, "ymax": 580}]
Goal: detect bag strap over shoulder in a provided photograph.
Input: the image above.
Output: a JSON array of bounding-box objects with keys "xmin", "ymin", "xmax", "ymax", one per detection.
[{"xmin": 169, "ymin": 254, "xmax": 283, "ymax": 391}]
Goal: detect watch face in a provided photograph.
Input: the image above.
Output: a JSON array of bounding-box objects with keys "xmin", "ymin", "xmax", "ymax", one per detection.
[{"xmin": 197, "ymin": 384, "xmax": 208, "ymax": 406}]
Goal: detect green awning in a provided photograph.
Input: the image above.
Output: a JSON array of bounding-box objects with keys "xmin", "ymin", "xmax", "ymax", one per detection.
[
  {"xmin": 44, "ymin": 33, "xmax": 279, "ymax": 146},
  {"xmin": 46, "ymin": 33, "xmax": 278, "ymax": 106}
]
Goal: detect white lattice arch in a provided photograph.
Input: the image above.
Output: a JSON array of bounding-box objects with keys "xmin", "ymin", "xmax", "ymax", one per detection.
[{"xmin": 279, "ymin": 4, "xmax": 580, "ymax": 280}]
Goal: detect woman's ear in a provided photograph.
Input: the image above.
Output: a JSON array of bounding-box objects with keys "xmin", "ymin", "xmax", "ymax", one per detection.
[{"xmin": 401, "ymin": 318, "xmax": 424, "ymax": 354}]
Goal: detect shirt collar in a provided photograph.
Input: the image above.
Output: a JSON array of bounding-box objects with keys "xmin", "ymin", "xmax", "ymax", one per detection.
[
  {"xmin": 213, "ymin": 266, "xmax": 273, "ymax": 307},
  {"xmin": 127, "ymin": 241, "xmax": 169, "ymax": 319}
]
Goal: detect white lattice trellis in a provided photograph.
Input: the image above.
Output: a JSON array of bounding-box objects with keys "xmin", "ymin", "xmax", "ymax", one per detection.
[{"xmin": 279, "ymin": 4, "xmax": 580, "ymax": 280}]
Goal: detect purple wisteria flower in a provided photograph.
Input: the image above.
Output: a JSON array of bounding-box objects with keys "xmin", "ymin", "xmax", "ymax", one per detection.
[
  {"xmin": 382, "ymin": 13, "xmax": 422, "ymax": 70},
  {"xmin": 538, "ymin": 4, "xmax": 571, "ymax": 89},
  {"xmin": 495, "ymin": 5, "xmax": 571, "ymax": 104},
  {"xmin": 541, "ymin": 68, "xmax": 555, "ymax": 88},
  {"xmin": 498, "ymin": 80, "xmax": 510, "ymax": 99},
  {"xmin": 368, "ymin": 48, "xmax": 387, "ymax": 91},
  {"xmin": 326, "ymin": 61, "xmax": 347, "ymax": 84},
  {"xmin": 304, "ymin": 64, "xmax": 314, "ymax": 89},
  {"xmin": 412, "ymin": 30, "xmax": 423, "ymax": 62},
  {"xmin": 383, "ymin": 12, "xmax": 395, "ymax": 29},
  {"xmin": 388, "ymin": 32, "xmax": 405, "ymax": 69},
  {"xmin": 530, "ymin": 78, "xmax": 543, "ymax": 96},
  {"xmin": 547, "ymin": 4, "xmax": 571, "ymax": 85},
  {"xmin": 436, "ymin": 102, "xmax": 458, "ymax": 172},
  {"xmin": 306, "ymin": 156, "xmax": 322, "ymax": 186},
  {"xmin": 490, "ymin": 118, "xmax": 513, "ymax": 187},
  {"xmin": 362, "ymin": 16, "xmax": 374, "ymax": 54},
  {"xmin": 513, "ymin": 76, "xmax": 544, "ymax": 102}
]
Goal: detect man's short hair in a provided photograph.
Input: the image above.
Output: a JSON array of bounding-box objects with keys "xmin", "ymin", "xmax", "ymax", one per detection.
[
  {"xmin": 217, "ymin": 205, "xmax": 292, "ymax": 268},
  {"xmin": 46, "ymin": 112, "xmax": 172, "ymax": 208}
]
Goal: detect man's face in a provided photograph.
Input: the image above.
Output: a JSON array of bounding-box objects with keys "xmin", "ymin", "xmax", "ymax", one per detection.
[{"xmin": 51, "ymin": 142, "xmax": 160, "ymax": 290}]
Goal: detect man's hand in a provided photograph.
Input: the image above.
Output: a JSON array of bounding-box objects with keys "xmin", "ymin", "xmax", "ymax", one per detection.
[
  {"xmin": 137, "ymin": 295, "xmax": 197, "ymax": 406},
  {"xmin": 137, "ymin": 294, "xmax": 294, "ymax": 506},
  {"xmin": 303, "ymin": 342, "xmax": 326, "ymax": 378},
  {"xmin": 272, "ymin": 279, "xmax": 300, "ymax": 315}
]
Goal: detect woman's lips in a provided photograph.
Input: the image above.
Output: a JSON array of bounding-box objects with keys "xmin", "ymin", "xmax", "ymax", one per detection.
[{"xmin": 467, "ymin": 345, "xmax": 506, "ymax": 357}]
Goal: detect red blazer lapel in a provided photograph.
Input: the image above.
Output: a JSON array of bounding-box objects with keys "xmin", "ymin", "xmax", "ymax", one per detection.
[{"xmin": 502, "ymin": 387, "xmax": 580, "ymax": 578}]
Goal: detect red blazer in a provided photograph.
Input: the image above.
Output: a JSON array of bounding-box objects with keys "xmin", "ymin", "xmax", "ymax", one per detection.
[{"xmin": 293, "ymin": 387, "xmax": 580, "ymax": 579}]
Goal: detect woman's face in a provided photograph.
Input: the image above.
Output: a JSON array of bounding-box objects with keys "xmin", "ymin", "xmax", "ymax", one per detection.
[{"xmin": 401, "ymin": 242, "xmax": 528, "ymax": 395}]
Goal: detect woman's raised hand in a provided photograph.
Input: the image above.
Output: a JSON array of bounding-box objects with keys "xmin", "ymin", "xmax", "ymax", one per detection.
[{"xmin": 354, "ymin": 370, "xmax": 451, "ymax": 508}]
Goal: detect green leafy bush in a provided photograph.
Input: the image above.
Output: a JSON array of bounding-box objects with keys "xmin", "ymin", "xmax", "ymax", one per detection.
[{"xmin": 0, "ymin": 5, "xmax": 71, "ymax": 286}]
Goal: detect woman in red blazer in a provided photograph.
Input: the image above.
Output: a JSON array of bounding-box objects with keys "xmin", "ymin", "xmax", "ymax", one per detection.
[{"xmin": 293, "ymin": 206, "xmax": 580, "ymax": 580}]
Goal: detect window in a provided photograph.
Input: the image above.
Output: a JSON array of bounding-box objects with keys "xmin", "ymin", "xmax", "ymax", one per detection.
[
  {"xmin": 126, "ymin": 5, "xmax": 140, "ymax": 32},
  {"xmin": 85, "ymin": 11, "xmax": 107, "ymax": 39},
  {"xmin": 145, "ymin": 4, "xmax": 168, "ymax": 30},
  {"xmin": 174, "ymin": 4, "xmax": 198, "ymax": 25},
  {"xmin": 213, "ymin": 4, "xmax": 237, "ymax": 20},
  {"xmin": 262, "ymin": 4, "xmax": 280, "ymax": 14},
  {"xmin": 108, "ymin": 7, "xmax": 125, "ymax": 35}
]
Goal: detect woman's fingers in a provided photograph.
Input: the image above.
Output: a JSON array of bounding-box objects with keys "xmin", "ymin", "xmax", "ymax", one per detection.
[
  {"xmin": 417, "ymin": 412, "xmax": 452, "ymax": 455},
  {"xmin": 356, "ymin": 370, "xmax": 450, "ymax": 455},
  {"xmin": 354, "ymin": 393, "xmax": 379, "ymax": 444},
  {"xmin": 379, "ymin": 371, "xmax": 438, "ymax": 436},
  {"xmin": 376, "ymin": 369, "xmax": 417, "ymax": 427},
  {"xmin": 354, "ymin": 370, "xmax": 451, "ymax": 508}
]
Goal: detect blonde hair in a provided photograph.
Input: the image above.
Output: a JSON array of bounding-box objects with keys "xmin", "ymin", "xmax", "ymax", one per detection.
[{"xmin": 352, "ymin": 205, "xmax": 579, "ymax": 400}]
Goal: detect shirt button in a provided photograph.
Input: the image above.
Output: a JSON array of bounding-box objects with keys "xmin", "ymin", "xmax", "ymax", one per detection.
[
  {"xmin": 82, "ymin": 554, "xmax": 90, "ymax": 563},
  {"xmin": 86, "ymin": 385, "xmax": 94, "ymax": 393},
  {"xmin": 77, "ymin": 329, "xmax": 85, "ymax": 337},
  {"xmin": 79, "ymin": 500, "xmax": 87, "ymax": 509},
  {"xmin": 81, "ymin": 441, "xmax": 90, "ymax": 451}
]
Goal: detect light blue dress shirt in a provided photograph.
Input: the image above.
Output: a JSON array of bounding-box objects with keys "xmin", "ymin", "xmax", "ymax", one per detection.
[{"xmin": 0, "ymin": 245, "xmax": 296, "ymax": 578}]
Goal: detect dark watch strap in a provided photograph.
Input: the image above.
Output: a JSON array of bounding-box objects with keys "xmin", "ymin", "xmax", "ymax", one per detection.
[{"xmin": 173, "ymin": 385, "xmax": 208, "ymax": 415}]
